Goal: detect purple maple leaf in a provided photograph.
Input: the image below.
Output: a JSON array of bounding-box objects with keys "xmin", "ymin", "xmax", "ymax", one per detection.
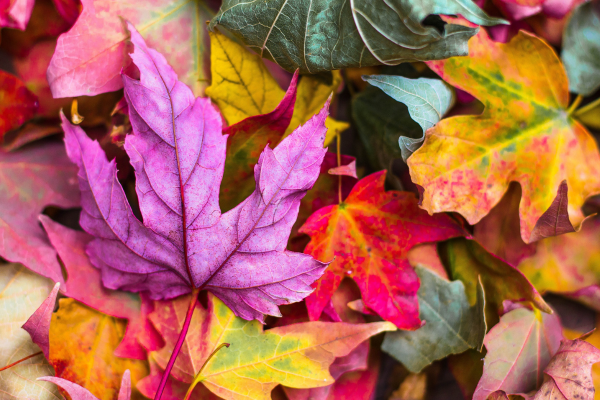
[{"xmin": 61, "ymin": 23, "xmax": 329, "ymax": 322}]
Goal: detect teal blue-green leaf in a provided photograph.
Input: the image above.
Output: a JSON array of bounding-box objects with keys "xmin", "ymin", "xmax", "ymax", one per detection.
[
  {"xmin": 381, "ymin": 266, "xmax": 487, "ymax": 373},
  {"xmin": 209, "ymin": 0, "xmax": 506, "ymax": 73},
  {"xmin": 363, "ymin": 75, "xmax": 455, "ymax": 160},
  {"xmin": 562, "ymin": 1, "xmax": 600, "ymax": 96}
]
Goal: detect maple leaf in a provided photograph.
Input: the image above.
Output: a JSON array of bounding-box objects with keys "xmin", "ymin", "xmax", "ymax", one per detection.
[
  {"xmin": 41, "ymin": 370, "xmax": 132, "ymax": 400},
  {"xmin": 381, "ymin": 266, "xmax": 487, "ymax": 373},
  {"xmin": 0, "ymin": 70, "xmax": 38, "ymax": 138},
  {"xmin": 439, "ymin": 238, "xmax": 551, "ymax": 326},
  {"xmin": 143, "ymin": 293, "xmax": 394, "ymax": 400},
  {"xmin": 209, "ymin": 0, "xmax": 505, "ymax": 73},
  {"xmin": 206, "ymin": 30, "xmax": 348, "ymax": 147},
  {"xmin": 47, "ymin": 0, "xmax": 215, "ymax": 98},
  {"xmin": 0, "ymin": 263, "xmax": 61, "ymax": 400},
  {"xmin": 62, "ymin": 23, "xmax": 329, "ymax": 322},
  {"xmin": 22, "ymin": 281, "xmax": 60, "ymax": 360},
  {"xmin": 300, "ymin": 171, "xmax": 467, "ymax": 330},
  {"xmin": 473, "ymin": 305, "xmax": 563, "ymax": 400},
  {"xmin": 49, "ymin": 298, "xmax": 148, "ymax": 400},
  {"xmin": 409, "ymin": 28, "xmax": 600, "ymax": 243},
  {"xmin": 0, "ymin": 143, "xmax": 79, "ymax": 284},
  {"xmin": 40, "ymin": 215, "xmax": 150, "ymax": 360}
]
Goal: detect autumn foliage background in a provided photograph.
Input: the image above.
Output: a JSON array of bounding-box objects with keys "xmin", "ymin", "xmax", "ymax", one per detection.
[{"xmin": 2, "ymin": 0, "xmax": 600, "ymax": 400}]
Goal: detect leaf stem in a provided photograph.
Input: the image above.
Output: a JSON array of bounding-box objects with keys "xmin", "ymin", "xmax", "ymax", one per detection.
[
  {"xmin": 183, "ymin": 343, "xmax": 230, "ymax": 400},
  {"xmin": 567, "ymin": 95, "xmax": 583, "ymax": 115},
  {"xmin": 336, "ymin": 132, "xmax": 342, "ymax": 204},
  {"xmin": 0, "ymin": 351, "xmax": 43, "ymax": 372},
  {"xmin": 575, "ymin": 96, "xmax": 600, "ymax": 117},
  {"xmin": 154, "ymin": 288, "xmax": 200, "ymax": 400}
]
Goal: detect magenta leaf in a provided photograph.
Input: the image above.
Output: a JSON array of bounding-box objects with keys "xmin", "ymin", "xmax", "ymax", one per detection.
[
  {"xmin": 62, "ymin": 23, "xmax": 329, "ymax": 322},
  {"xmin": 21, "ymin": 282, "xmax": 59, "ymax": 359}
]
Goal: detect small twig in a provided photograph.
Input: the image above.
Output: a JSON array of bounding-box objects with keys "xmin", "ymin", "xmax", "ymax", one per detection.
[
  {"xmin": 183, "ymin": 343, "xmax": 231, "ymax": 400},
  {"xmin": 0, "ymin": 351, "xmax": 43, "ymax": 372},
  {"xmin": 154, "ymin": 288, "xmax": 200, "ymax": 400},
  {"xmin": 567, "ymin": 95, "xmax": 583, "ymax": 115}
]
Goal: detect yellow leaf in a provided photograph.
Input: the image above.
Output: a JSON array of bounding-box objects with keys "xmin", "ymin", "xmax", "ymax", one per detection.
[
  {"xmin": 49, "ymin": 298, "xmax": 148, "ymax": 400},
  {"xmin": 149, "ymin": 294, "xmax": 395, "ymax": 400}
]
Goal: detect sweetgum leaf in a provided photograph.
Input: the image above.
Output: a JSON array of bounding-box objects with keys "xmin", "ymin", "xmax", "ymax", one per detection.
[
  {"xmin": 40, "ymin": 216, "xmax": 149, "ymax": 360},
  {"xmin": 40, "ymin": 371, "xmax": 131, "ymax": 400},
  {"xmin": 362, "ymin": 75, "xmax": 455, "ymax": 161},
  {"xmin": 410, "ymin": 28, "xmax": 600, "ymax": 243},
  {"xmin": 0, "ymin": 263, "xmax": 60, "ymax": 400},
  {"xmin": 63, "ymin": 23, "xmax": 329, "ymax": 322},
  {"xmin": 561, "ymin": 1, "xmax": 600, "ymax": 96},
  {"xmin": 473, "ymin": 306, "xmax": 563, "ymax": 400},
  {"xmin": 0, "ymin": 143, "xmax": 79, "ymax": 285},
  {"xmin": 381, "ymin": 266, "xmax": 487, "ymax": 373},
  {"xmin": 49, "ymin": 299, "xmax": 148, "ymax": 400},
  {"xmin": 300, "ymin": 171, "xmax": 467, "ymax": 329},
  {"xmin": 144, "ymin": 293, "xmax": 394, "ymax": 400},
  {"xmin": 209, "ymin": 0, "xmax": 505, "ymax": 73},
  {"xmin": 47, "ymin": 0, "xmax": 214, "ymax": 97}
]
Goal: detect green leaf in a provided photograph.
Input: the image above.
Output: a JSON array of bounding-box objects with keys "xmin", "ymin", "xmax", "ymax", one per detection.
[
  {"xmin": 381, "ymin": 266, "xmax": 486, "ymax": 373},
  {"xmin": 562, "ymin": 1, "xmax": 600, "ymax": 96},
  {"xmin": 0, "ymin": 263, "xmax": 60, "ymax": 400},
  {"xmin": 209, "ymin": 0, "xmax": 506, "ymax": 73},
  {"xmin": 362, "ymin": 75, "xmax": 455, "ymax": 160}
]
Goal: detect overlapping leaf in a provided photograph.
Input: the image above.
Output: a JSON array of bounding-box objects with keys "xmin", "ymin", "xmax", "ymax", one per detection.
[
  {"xmin": 41, "ymin": 371, "xmax": 131, "ymax": 400},
  {"xmin": 409, "ymin": 28, "xmax": 600, "ymax": 243},
  {"xmin": 0, "ymin": 71, "xmax": 38, "ymax": 138},
  {"xmin": 63, "ymin": 23, "xmax": 329, "ymax": 321},
  {"xmin": 472, "ymin": 306, "xmax": 563, "ymax": 400},
  {"xmin": 206, "ymin": 30, "xmax": 347, "ymax": 146},
  {"xmin": 0, "ymin": 263, "xmax": 60, "ymax": 400},
  {"xmin": 49, "ymin": 299, "xmax": 148, "ymax": 400},
  {"xmin": 381, "ymin": 266, "xmax": 487, "ymax": 373},
  {"xmin": 209, "ymin": 0, "xmax": 505, "ymax": 73},
  {"xmin": 40, "ymin": 216, "xmax": 149, "ymax": 360},
  {"xmin": 22, "ymin": 282, "xmax": 59, "ymax": 360},
  {"xmin": 301, "ymin": 171, "xmax": 467, "ymax": 329},
  {"xmin": 362, "ymin": 75, "xmax": 454, "ymax": 161},
  {"xmin": 144, "ymin": 293, "xmax": 394, "ymax": 400},
  {"xmin": 0, "ymin": 143, "xmax": 79, "ymax": 284},
  {"xmin": 47, "ymin": 0, "xmax": 215, "ymax": 97},
  {"xmin": 439, "ymin": 239, "xmax": 551, "ymax": 325}
]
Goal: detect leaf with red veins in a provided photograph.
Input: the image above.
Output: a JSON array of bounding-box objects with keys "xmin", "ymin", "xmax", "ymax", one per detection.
[
  {"xmin": 0, "ymin": 143, "xmax": 79, "ymax": 284},
  {"xmin": 63, "ymin": 23, "xmax": 329, "ymax": 322},
  {"xmin": 0, "ymin": 71, "xmax": 38, "ymax": 138},
  {"xmin": 300, "ymin": 171, "xmax": 467, "ymax": 330},
  {"xmin": 22, "ymin": 282, "xmax": 60, "ymax": 359},
  {"xmin": 40, "ymin": 216, "xmax": 151, "ymax": 360}
]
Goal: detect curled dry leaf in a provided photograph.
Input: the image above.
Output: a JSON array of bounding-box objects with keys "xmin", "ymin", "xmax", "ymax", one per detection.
[{"xmin": 410, "ymin": 28, "xmax": 600, "ymax": 243}]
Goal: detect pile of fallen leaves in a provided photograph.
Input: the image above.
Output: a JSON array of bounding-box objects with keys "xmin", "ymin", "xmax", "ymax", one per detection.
[{"xmin": 1, "ymin": 0, "xmax": 600, "ymax": 399}]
